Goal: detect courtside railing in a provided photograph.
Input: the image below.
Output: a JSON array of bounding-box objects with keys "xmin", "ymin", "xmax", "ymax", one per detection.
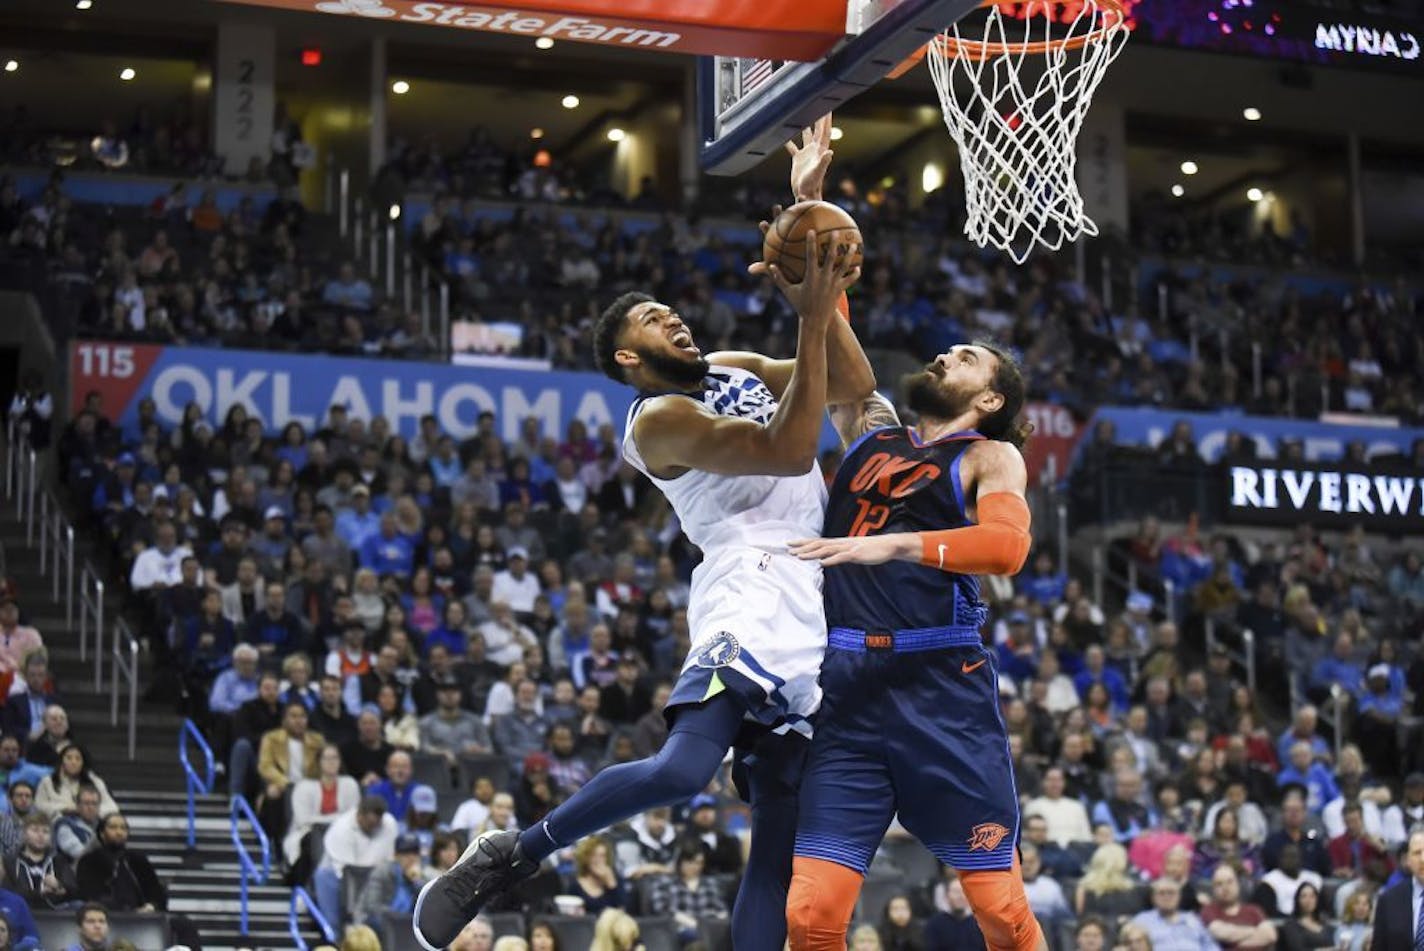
[
  {"xmin": 110, "ymin": 617, "xmax": 139, "ymax": 759},
  {"xmin": 231, "ymin": 794, "xmax": 271, "ymax": 938},
  {"xmin": 178, "ymin": 719, "xmax": 214, "ymax": 851},
  {"xmin": 289, "ymin": 886, "xmax": 338, "ymax": 950}
]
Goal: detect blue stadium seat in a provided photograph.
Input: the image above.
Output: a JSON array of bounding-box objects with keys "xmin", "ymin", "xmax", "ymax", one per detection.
[
  {"xmin": 698, "ymin": 915, "xmax": 733, "ymax": 951},
  {"xmin": 635, "ymin": 915, "xmax": 679, "ymax": 951}
]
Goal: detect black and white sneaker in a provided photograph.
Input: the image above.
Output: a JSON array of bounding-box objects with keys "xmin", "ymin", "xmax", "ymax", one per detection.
[{"xmin": 412, "ymin": 830, "xmax": 538, "ymax": 950}]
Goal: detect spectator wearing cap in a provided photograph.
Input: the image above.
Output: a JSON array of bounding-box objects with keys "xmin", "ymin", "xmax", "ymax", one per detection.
[
  {"xmin": 359, "ymin": 513, "xmax": 414, "ymax": 578},
  {"xmin": 368, "ymin": 751, "xmax": 434, "ymax": 831},
  {"xmin": 492, "ymin": 548, "xmax": 540, "ymax": 616},
  {"xmin": 341, "ymin": 707, "xmax": 395, "ymax": 787},
  {"xmin": 0, "ymin": 599, "xmax": 43, "ymax": 682},
  {"xmin": 243, "ymin": 581, "xmax": 304, "ymax": 659},
  {"xmin": 313, "ymin": 795, "xmax": 397, "ymax": 928},
  {"xmin": 127, "ymin": 521, "xmax": 190, "ymax": 593},
  {"xmin": 418, "ymin": 682, "xmax": 491, "ymax": 767},
  {"xmin": 337, "ymin": 484, "xmax": 380, "ymax": 549},
  {"xmin": 251, "ymin": 506, "xmax": 293, "ymax": 576},
  {"xmin": 351, "ymin": 831, "xmax": 433, "ymax": 928},
  {"xmin": 996, "ymin": 610, "xmax": 1039, "ymax": 683},
  {"xmin": 679, "ymin": 794, "xmax": 742, "ymax": 876},
  {"xmin": 1356, "ymin": 663, "xmax": 1403, "ymax": 780},
  {"xmin": 3, "ymin": 652, "xmax": 57, "ymax": 745}
]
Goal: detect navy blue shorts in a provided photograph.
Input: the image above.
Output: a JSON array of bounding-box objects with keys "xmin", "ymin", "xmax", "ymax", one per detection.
[{"xmin": 794, "ymin": 642, "xmax": 1020, "ymax": 874}]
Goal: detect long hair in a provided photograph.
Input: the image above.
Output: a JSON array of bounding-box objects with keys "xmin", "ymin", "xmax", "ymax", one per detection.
[
  {"xmin": 972, "ymin": 339, "xmax": 1032, "ymax": 449},
  {"xmin": 590, "ymin": 908, "xmax": 640, "ymax": 951},
  {"xmin": 1079, "ymin": 843, "xmax": 1136, "ymax": 895}
]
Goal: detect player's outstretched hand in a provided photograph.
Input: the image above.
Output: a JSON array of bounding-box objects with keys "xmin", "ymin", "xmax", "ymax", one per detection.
[
  {"xmin": 787, "ymin": 113, "xmax": 834, "ymax": 203},
  {"xmin": 789, "ymin": 533, "xmax": 905, "ymax": 566},
  {"xmin": 752, "ymin": 230, "xmax": 861, "ymax": 328}
]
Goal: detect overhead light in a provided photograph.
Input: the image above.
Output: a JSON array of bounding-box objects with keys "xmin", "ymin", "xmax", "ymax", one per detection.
[
  {"xmin": 1171, "ymin": 184, "xmax": 1185, "ymax": 197},
  {"xmin": 921, "ymin": 161, "xmax": 944, "ymax": 194},
  {"xmin": 1247, "ymin": 186, "xmax": 1264, "ymax": 202},
  {"xmin": 391, "ymin": 80, "xmax": 409, "ymax": 95},
  {"xmin": 76, "ymin": 0, "xmax": 93, "ymax": 8},
  {"xmin": 1242, "ymin": 106, "xmax": 1262, "ymax": 121},
  {"xmin": 1180, "ymin": 160, "xmax": 1198, "ymax": 175},
  {"xmin": 388, "ymin": 204, "xmax": 401, "ymax": 220},
  {"xmin": 561, "ymin": 94, "xmax": 579, "ymax": 109},
  {"xmin": 830, "ymin": 126, "xmax": 844, "ymax": 141},
  {"xmin": 530, "ymin": 128, "xmax": 544, "ymax": 140},
  {"xmin": 119, "ymin": 67, "xmax": 135, "ymax": 81},
  {"xmin": 3, "ymin": 60, "xmax": 16, "ymax": 74},
  {"xmin": 606, "ymin": 128, "xmax": 625, "ymax": 142},
  {"xmin": 535, "ymin": 37, "xmax": 554, "ymax": 50}
]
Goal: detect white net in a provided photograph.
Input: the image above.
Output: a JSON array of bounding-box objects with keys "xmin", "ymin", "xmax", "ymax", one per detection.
[{"xmin": 927, "ymin": 1, "xmax": 1130, "ymax": 264}]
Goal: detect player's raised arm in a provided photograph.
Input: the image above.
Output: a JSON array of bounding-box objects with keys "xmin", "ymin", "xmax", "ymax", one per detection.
[
  {"xmin": 712, "ymin": 114, "xmax": 876, "ymax": 406},
  {"xmin": 788, "ymin": 439, "xmax": 1031, "ymax": 574},
  {"xmin": 636, "ymin": 236, "xmax": 860, "ymax": 478},
  {"xmin": 827, "ymin": 391, "xmax": 901, "ymax": 448}
]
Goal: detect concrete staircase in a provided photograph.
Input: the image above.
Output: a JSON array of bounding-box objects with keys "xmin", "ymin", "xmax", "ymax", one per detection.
[{"xmin": 1, "ymin": 501, "xmax": 320, "ymax": 949}]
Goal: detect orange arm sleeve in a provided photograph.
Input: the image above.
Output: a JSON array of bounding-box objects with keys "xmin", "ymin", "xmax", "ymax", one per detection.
[{"xmin": 917, "ymin": 492, "xmax": 1032, "ymax": 576}]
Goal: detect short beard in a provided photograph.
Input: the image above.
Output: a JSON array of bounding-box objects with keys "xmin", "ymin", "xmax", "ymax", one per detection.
[
  {"xmin": 638, "ymin": 348, "xmax": 710, "ymax": 388},
  {"xmin": 905, "ymin": 368, "xmax": 974, "ymax": 421}
]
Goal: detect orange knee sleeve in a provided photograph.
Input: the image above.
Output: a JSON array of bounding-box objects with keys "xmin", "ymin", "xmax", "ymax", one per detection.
[
  {"xmin": 786, "ymin": 857, "xmax": 862, "ymax": 951},
  {"xmin": 958, "ymin": 862, "xmax": 1046, "ymax": 951}
]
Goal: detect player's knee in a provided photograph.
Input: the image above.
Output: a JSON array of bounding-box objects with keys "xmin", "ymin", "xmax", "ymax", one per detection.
[
  {"xmin": 645, "ymin": 738, "xmax": 721, "ymax": 802},
  {"xmin": 786, "ymin": 857, "xmax": 859, "ymax": 950},
  {"xmin": 959, "ymin": 868, "xmax": 1042, "ymax": 951}
]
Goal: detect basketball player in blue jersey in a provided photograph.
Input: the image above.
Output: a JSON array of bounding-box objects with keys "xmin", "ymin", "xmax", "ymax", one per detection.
[
  {"xmin": 415, "ymin": 118, "xmax": 872, "ymax": 951},
  {"xmin": 783, "ymin": 344, "xmax": 1045, "ymax": 951}
]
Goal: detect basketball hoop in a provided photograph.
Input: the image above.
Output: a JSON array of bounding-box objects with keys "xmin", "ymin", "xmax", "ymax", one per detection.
[{"xmin": 917, "ymin": 0, "xmax": 1130, "ymax": 264}]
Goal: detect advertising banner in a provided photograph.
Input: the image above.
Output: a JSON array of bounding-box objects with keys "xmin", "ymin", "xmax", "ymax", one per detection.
[
  {"xmin": 1225, "ymin": 461, "xmax": 1424, "ymax": 531},
  {"xmin": 1084, "ymin": 406, "xmax": 1424, "ymax": 465}
]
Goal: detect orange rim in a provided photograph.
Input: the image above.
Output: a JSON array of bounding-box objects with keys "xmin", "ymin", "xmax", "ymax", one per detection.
[{"xmin": 887, "ymin": 0, "xmax": 1126, "ymax": 75}]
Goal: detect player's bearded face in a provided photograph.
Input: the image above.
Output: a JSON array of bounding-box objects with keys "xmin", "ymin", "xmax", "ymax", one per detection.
[
  {"xmin": 906, "ymin": 362, "xmax": 980, "ymax": 419},
  {"xmin": 635, "ymin": 345, "xmax": 710, "ymax": 387}
]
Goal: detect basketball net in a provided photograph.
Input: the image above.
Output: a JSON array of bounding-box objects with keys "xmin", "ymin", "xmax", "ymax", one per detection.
[{"xmin": 923, "ymin": 0, "xmax": 1130, "ymax": 264}]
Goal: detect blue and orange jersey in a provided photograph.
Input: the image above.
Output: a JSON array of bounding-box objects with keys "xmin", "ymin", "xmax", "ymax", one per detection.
[{"xmin": 823, "ymin": 426, "xmax": 989, "ymax": 632}]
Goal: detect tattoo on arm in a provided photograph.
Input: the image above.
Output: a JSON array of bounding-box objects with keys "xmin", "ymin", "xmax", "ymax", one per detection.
[{"xmin": 830, "ymin": 392, "xmax": 900, "ymax": 448}]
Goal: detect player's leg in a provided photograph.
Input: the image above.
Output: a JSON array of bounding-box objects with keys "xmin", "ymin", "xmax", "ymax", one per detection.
[
  {"xmin": 729, "ymin": 731, "xmax": 809, "ymax": 951},
  {"xmin": 413, "ymin": 692, "xmax": 744, "ymax": 949},
  {"xmin": 786, "ymin": 651, "xmax": 896, "ymax": 950},
  {"xmin": 891, "ymin": 647, "xmax": 1045, "ymax": 951}
]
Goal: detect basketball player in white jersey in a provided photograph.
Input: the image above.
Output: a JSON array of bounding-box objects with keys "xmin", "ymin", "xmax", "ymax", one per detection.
[{"xmin": 415, "ymin": 119, "xmax": 872, "ymax": 951}]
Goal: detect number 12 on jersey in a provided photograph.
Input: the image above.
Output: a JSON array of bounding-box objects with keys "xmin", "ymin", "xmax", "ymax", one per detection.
[{"xmin": 847, "ymin": 498, "xmax": 889, "ymax": 537}]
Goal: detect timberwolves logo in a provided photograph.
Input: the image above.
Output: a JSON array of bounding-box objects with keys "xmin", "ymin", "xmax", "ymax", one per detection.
[{"xmin": 692, "ymin": 632, "xmax": 740, "ymax": 669}]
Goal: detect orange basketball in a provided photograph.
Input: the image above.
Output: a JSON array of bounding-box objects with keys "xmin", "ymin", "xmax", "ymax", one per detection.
[{"xmin": 761, "ymin": 200, "xmax": 864, "ymax": 285}]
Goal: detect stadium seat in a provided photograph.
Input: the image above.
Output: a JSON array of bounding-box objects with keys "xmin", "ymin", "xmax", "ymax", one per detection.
[
  {"xmin": 858, "ymin": 873, "xmax": 907, "ymax": 922},
  {"xmin": 105, "ymin": 912, "xmax": 171, "ymax": 951},
  {"xmin": 34, "ymin": 911, "xmax": 80, "ymax": 951},
  {"xmin": 486, "ymin": 910, "xmax": 527, "ymax": 937},
  {"xmin": 412, "ymin": 751, "xmax": 457, "ymax": 790},
  {"xmin": 542, "ymin": 913, "xmax": 596, "ymax": 947},
  {"xmin": 382, "ymin": 912, "xmax": 425, "ymax": 951},
  {"xmin": 698, "ymin": 915, "xmax": 733, "ymax": 951},
  {"xmin": 635, "ymin": 915, "xmax": 679, "ymax": 951},
  {"xmin": 632, "ymin": 874, "xmax": 660, "ymax": 915},
  {"xmin": 340, "ymin": 865, "xmax": 375, "ymax": 928},
  {"xmin": 881, "ymin": 837, "xmax": 942, "ymax": 886},
  {"xmin": 459, "ymin": 752, "xmax": 512, "ymax": 792}
]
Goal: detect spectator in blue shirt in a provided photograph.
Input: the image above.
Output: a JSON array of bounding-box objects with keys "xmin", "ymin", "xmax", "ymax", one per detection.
[
  {"xmin": 322, "ymin": 261, "xmax": 373, "ymax": 311},
  {"xmin": 1310, "ymin": 633, "xmax": 1363, "ymax": 699},
  {"xmin": 1019, "ymin": 551, "xmax": 1067, "ymax": 606},
  {"xmin": 367, "ymin": 751, "xmax": 434, "ymax": 831},
  {"xmin": 336, "ymin": 484, "xmax": 381, "ymax": 549},
  {"xmin": 360, "ymin": 514, "xmax": 415, "ymax": 578},
  {"xmin": 0, "ymin": 883, "xmax": 41, "ymax": 949},
  {"xmin": 1276, "ymin": 705, "xmax": 1332, "ymax": 766},
  {"xmin": 208, "ymin": 645, "xmax": 261, "ymax": 715},
  {"xmin": 1276, "ymin": 741, "xmax": 1340, "ymax": 814},
  {"xmin": 995, "ymin": 612, "xmax": 1039, "ymax": 683},
  {"xmin": 242, "ymin": 583, "xmax": 304, "ymax": 659},
  {"xmin": 1074, "ymin": 644, "xmax": 1130, "ymax": 712}
]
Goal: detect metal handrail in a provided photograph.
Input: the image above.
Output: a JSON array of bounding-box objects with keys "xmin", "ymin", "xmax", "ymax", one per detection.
[
  {"xmin": 231, "ymin": 794, "xmax": 271, "ymax": 937},
  {"xmin": 110, "ymin": 617, "xmax": 139, "ymax": 759},
  {"xmin": 24, "ymin": 450, "xmax": 36, "ymax": 545},
  {"xmin": 78, "ymin": 566, "xmax": 104, "ymax": 690},
  {"xmin": 289, "ymin": 885, "xmax": 338, "ymax": 950},
  {"xmin": 179, "ymin": 719, "xmax": 215, "ymax": 851},
  {"xmin": 35, "ymin": 489, "xmax": 75, "ymax": 622},
  {"xmin": 1204, "ymin": 619, "xmax": 1258, "ymax": 696}
]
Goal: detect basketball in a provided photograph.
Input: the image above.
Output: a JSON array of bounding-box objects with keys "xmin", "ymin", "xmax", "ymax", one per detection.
[{"xmin": 761, "ymin": 200, "xmax": 864, "ymax": 284}]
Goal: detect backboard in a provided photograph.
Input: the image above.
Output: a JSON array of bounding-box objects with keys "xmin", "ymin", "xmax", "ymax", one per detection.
[{"xmin": 699, "ymin": 0, "xmax": 982, "ymax": 175}]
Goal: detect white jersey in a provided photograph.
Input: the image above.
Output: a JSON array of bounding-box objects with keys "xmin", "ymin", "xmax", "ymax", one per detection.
[
  {"xmin": 623, "ymin": 364, "xmax": 827, "ymax": 554},
  {"xmin": 622, "ymin": 363, "xmax": 828, "ymax": 735}
]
